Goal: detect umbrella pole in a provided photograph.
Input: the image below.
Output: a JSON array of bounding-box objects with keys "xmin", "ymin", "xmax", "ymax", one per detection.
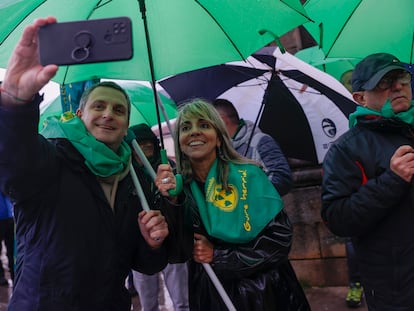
[
  {"xmin": 202, "ymin": 263, "xmax": 237, "ymax": 311},
  {"xmin": 130, "ymin": 138, "xmax": 182, "ymax": 196},
  {"xmin": 138, "ymin": 3, "xmax": 235, "ymax": 309},
  {"xmin": 129, "ymin": 163, "xmax": 151, "ymax": 212},
  {"xmin": 138, "ymin": 0, "xmax": 184, "ymax": 197},
  {"xmin": 131, "ymin": 139, "xmax": 156, "ymax": 181},
  {"xmin": 151, "ymin": 82, "xmax": 175, "ymax": 136},
  {"xmin": 138, "ymin": 0, "xmax": 165, "ymax": 149},
  {"xmin": 131, "ymin": 140, "xmax": 236, "ymax": 308},
  {"xmin": 243, "ymin": 84, "xmax": 267, "ymax": 157}
]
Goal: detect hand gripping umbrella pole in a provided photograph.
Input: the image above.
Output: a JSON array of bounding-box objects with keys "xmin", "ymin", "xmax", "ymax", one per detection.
[{"xmin": 130, "ymin": 138, "xmax": 183, "ymax": 196}]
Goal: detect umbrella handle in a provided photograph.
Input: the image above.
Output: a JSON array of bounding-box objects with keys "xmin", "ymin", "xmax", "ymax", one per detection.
[
  {"xmin": 131, "ymin": 140, "xmax": 182, "ymax": 196},
  {"xmin": 160, "ymin": 149, "xmax": 183, "ymax": 196}
]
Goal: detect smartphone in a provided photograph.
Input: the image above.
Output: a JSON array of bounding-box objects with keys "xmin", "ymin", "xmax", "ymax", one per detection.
[{"xmin": 38, "ymin": 17, "xmax": 133, "ymax": 66}]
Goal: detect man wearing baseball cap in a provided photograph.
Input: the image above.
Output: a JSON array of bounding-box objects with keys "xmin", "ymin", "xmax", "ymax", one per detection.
[{"xmin": 321, "ymin": 53, "xmax": 414, "ymax": 310}]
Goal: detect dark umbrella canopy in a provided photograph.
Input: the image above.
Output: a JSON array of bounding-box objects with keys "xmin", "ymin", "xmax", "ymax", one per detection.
[
  {"xmin": 160, "ymin": 65, "xmax": 268, "ymax": 104},
  {"xmin": 260, "ymin": 69, "xmax": 355, "ymax": 163},
  {"xmin": 160, "ymin": 47, "xmax": 357, "ymax": 164}
]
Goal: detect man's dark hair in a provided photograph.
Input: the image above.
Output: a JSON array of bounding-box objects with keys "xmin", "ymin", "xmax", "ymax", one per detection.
[
  {"xmin": 212, "ymin": 98, "xmax": 240, "ymax": 125},
  {"xmin": 78, "ymin": 81, "xmax": 131, "ymax": 119}
]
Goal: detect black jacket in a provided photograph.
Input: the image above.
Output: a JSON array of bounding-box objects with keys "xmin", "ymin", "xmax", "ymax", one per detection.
[
  {"xmin": 322, "ymin": 116, "xmax": 414, "ymax": 310},
  {"xmin": 169, "ymin": 186, "xmax": 310, "ymax": 311},
  {"xmin": 0, "ymin": 96, "xmax": 168, "ymax": 311}
]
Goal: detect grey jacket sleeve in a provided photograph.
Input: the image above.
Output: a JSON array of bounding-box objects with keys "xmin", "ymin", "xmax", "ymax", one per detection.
[{"xmin": 256, "ymin": 135, "xmax": 293, "ymax": 196}]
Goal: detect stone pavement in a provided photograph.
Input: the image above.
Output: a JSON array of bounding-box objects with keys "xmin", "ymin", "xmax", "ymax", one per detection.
[
  {"xmin": 0, "ymin": 260, "xmax": 367, "ymax": 311},
  {"xmin": 305, "ymin": 286, "xmax": 367, "ymax": 311},
  {"xmin": 129, "ymin": 273, "xmax": 368, "ymax": 311},
  {"xmin": 129, "ymin": 283, "xmax": 369, "ymax": 311},
  {"xmin": 0, "ymin": 283, "xmax": 368, "ymax": 311},
  {"xmin": 131, "ymin": 286, "xmax": 368, "ymax": 311}
]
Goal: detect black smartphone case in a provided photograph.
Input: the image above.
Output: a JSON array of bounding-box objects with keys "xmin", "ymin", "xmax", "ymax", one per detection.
[{"xmin": 38, "ymin": 17, "xmax": 133, "ymax": 66}]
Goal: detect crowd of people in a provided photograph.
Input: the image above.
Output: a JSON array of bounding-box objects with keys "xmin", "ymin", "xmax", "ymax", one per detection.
[{"xmin": 0, "ymin": 16, "xmax": 413, "ymax": 311}]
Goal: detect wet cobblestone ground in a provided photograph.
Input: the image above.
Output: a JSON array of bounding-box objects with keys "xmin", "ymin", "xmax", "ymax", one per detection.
[
  {"xmin": 0, "ymin": 250, "xmax": 367, "ymax": 311},
  {"xmin": 0, "ymin": 282, "xmax": 368, "ymax": 311}
]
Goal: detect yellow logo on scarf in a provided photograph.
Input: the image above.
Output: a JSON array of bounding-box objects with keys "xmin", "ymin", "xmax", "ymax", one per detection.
[
  {"xmin": 205, "ymin": 172, "xmax": 252, "ymax": 231},
  {"xmin": 206, "ymin": 177, "xmax": 238, "ymax": 212}
]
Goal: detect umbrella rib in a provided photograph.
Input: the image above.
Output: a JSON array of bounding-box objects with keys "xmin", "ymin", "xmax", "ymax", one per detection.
[
  {"xmin": 95, "ymin": 0, "xmax": 112, "ymax": 8},
  {"xmin": 411, "ymin": 31, "xmax": 414, "ymax": 64},
  {"xmin": 280, "ymin": 0, "xmax": 313, "ymax": 21},
  {"xmin": 87, "ymin": 0, "xmax": 112, "ymax": 19},
  {"xmin": 228, "ymin": 67, "xmax": 271, "ymax": 82},
  {"xmin": 279, "ymin": 75, "xmax": 322, "ymax": 95},
  {"xmin": 194, "ymin": 0, "xmax": 245, "ymax": 60},
  {"xmin": 325, "ymin": 0, "xmax": 363, "ymax": 57}
]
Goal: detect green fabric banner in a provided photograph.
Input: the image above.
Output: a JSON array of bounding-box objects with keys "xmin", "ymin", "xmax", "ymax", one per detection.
[{"xmin": 191, "ymin": 159, "xmax": 283, "ymax": 243}]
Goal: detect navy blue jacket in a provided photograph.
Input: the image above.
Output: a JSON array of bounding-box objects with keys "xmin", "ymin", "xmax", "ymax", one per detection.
[
  {"xmin": 232, "ymin": 120, "xmax": 292, "ymax": 196},
  {"xmin": 322, "ymin": 116, "xmax": 414, "ymax": 309},
  {"xmin": 0, "ymin": 193, "xmax": 13, "ymax": 219},
  {"xmin": 0, "ymin": 96, "xmax": 167, "ymax": 311}
]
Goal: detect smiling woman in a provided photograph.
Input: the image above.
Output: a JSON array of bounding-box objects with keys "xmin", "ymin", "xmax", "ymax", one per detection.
[{"xmin": 167, "ymin": 99, "xmax": 311, "ymax": 311}]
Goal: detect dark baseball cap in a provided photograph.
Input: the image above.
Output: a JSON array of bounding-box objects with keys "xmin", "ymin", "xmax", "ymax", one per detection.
[
  {"xmin": 129, "ymin": 123, "xmax": 157, "ymax": 143},
  {"xmin": 351, "ymin": 53, "xmax": 410, "ymax": 91}
]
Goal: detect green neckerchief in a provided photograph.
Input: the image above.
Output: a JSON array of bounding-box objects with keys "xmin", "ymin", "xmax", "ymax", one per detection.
[
  {"xmin": 190, "ymin": 158, "xmax": 283, "ymax": 243},
  {"xmin": 41, "ymin": 114, "xmax": 131, "ymax": 177},
  {"xmin": 349, "ymin": 100, "xmax": 414, "ymax": 128}
]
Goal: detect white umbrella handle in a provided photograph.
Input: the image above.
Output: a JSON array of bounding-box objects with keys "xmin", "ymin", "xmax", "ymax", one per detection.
[
  {"xmin": 131, "ymin": 139, "xmax": 157, "ymax": 181},
  {"xmin": 129, "ymin": 163, "xmax": 150, "ymax": 212},
  {"xmin": 202, "ymin": 263, "xmax": 237, "ymax": 311},
  {"xmin": 131, "ymin": 139, "xmax": 182, "ymax": 196}
]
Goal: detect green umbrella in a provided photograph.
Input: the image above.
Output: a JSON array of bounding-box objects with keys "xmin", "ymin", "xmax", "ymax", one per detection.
[
  {"xmin": 39, "ymin": 82, "xmax": 177, "ymax": 131},
  {"xmin": 120, "ymin": 81, "xmax": 177, "ymax": 127},
  {"xmin": 303, "ymin": 0, "xmax": 414, "ymax": 64},
  {"xmin": 0, "ymin": 0, "xmax": 311, "ymax": 149},
  {"xmin": 295, "ymin": 46, "xmax": 359, "ymax": 81},
  {"xmin": 4, "ymin": 3, "xmax": 310, "ymax": 305},
  {"xmin": 0, "ymin": 0, "xmax": 311, "ymax": 84},
  {"xmin": 0, "ymin": 0, "xmax": 43, "ymax": 44}
]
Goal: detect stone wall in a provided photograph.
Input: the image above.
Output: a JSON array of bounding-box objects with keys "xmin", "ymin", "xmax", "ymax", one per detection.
[
  {"xmin": 265, "ymin": 20, "xmax": 348, "ymax": 287},
  {"xmin": 283, "ymin": 161, "xmax": 348, "ymax": 287}
]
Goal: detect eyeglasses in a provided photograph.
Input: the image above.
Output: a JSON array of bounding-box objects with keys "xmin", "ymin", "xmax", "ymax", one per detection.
[{"xmin": 376, "ymin": 71, "xmax": 412, "ymax": 90}]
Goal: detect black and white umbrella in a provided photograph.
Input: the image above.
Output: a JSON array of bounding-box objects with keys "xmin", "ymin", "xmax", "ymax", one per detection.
[{"xmin": 159, "ymin": 47, "xmax": 357, "ymax": 164}]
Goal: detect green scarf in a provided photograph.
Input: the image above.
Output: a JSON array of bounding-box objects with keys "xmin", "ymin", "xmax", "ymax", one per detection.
[
  {"xmin": 190, "ymin": 159, "xmax": 283, "ymax": 243},
  {"xmin": 40, "ymin": 114, "xmax": 131, "ymax": 177},
  {"xmin": 349, "ymin": 100, "xmax": 414, "ymax": 128}
]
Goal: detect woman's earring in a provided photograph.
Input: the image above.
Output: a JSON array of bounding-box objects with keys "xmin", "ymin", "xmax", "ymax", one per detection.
[{"xmin": 217, "ymin": 147, "xmax": 224, "ymax": 159}]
